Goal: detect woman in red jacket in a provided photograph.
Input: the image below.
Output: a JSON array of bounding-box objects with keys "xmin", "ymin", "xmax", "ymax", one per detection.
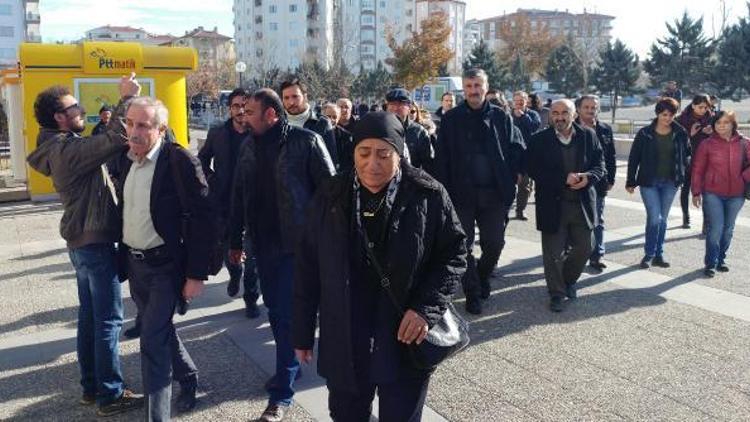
[{"xmin": 691, "ymin": 110, "xmax": 750, "ymax": 277}]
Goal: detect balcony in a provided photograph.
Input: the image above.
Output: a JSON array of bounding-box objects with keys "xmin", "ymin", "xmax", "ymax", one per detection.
[
  {"xmin": 26, "ymin": 12, "xmax": 40, "ymax": 23},
  {"xmin": 26, "ymin": 34, "xmax": 41, "ymax": 43}
]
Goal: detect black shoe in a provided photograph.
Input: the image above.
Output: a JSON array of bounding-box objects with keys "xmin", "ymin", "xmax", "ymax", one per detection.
[
  {"xmin": 465, "ymin": 298, "xmax": 482, "ymax": 315},
  {"xmin": 682, "ymin": 220, "xmax": 690, "ymax": 229},
  {"xmin": 260, "ymin": 403, "xmax": 289, "ymax": 422},
  {"xmin": 96, "ymin": 389, "xmax": 144, "ymax": 417},
  {"xmin": 550, "ymin": 296, "xmax": 564, "ymax": 312},
  {"xmin": 480, "ymin": 281, "xmax": 491, "ymax": 299},
  {"xmin": 717, "ymin": 264, "xmax": 729, "ymax": 273},
  {"xmin": 176, "ymin": 380, "xmax": 197, "ymax": 413},
  {"xmin": 639, "ymin": 256, "xmax": 652, "ymax": 269},
  {"xmin": 652, "ymin": 256, "xmax": 671, "ymax": 268},
  {"xmin": 122, "ymin": 324, "xmax": 140, "ymax": 339},
  {"xmin": 245, "ymin": 302, "xmax": 261, "ymax": 319},
  {"xmin": 565, "ymin": 284, "xmax": 577, "ymax": 299},
  {"xmin": 589, "ymin": 260, "xmax": 606, "ymax": 271},
  {"xmin": 516, "ymin": 213, "xmax": 528, "ymax": 221},
  {"xmin": 79, "ymin": 393, "xmax": 96, "ymax": 406},
  {"xmin": 264, "ymin": 370, "xmax": 303, "ymax": 391},
  {"xmin": 704, "ymin": 268, "xmax": 715, "ymax": 278},
  {"xmin": 227, "ymin": 277, "xmax": 240, "ymax": 297}
]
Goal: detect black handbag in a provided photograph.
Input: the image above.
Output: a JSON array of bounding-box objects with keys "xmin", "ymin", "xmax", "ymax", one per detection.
[
  {"xmin": 741, "ymin": 139, "xmax": 750, "ymax": 200},
  {"xmin": 362, "ymin": 231, "xmax": 470, "ymax": 371}
]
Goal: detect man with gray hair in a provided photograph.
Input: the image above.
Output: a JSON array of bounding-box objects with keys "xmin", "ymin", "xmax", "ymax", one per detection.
[
  {"xmin": 526, "ymin": 99, "xmax": 605, "ymax": 312},
  {"xmin": 434, "ymin": 68, "xmax": 525, "ymax": 315},
  {"xmin": 112, "ymin": 94, "xmax": 216, "ymax": 420}
]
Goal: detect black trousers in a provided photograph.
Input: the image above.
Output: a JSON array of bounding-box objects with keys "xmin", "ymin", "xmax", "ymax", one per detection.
[
  {"xmin": 327, "ymin": 369, "xmax": 431, "ymax": 422},
  {"xmin": 541, "ymin": 201, "xmax": 593, "ymax": 298},
  {"xmin": 456, "ymin": 194, "xmax": 510, "ymax": 300},
  {"xmin": 128, "ymin": 257, "xmax": 197, "ymax": 421},
  {"xmin": 515, "ymin": 175, "xmax": 533, "ymax": 214}
]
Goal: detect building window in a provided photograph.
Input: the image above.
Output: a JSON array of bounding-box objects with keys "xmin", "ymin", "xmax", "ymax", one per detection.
[
  {"xmin": 361, "ymin": 15, "xmax": 374, "ymax": 25},
  {"xmin": 379, "ymin": 1, "xmax": 386, "ymax": 8},
  {"xmin": 254, "ymin": 0, "xmax": 262, "ymax": 6},
  {"xmin": 289, "ymin": 4, "xmax": 297, "ymax": 12},
  {"xmin": 256, "ymin": 48, "xmax": 263, "ymax": 57},
  {"xmin": 270, "ymin": 5, "xmax": 277, "ymax": 13},
  {"xmin": 361, "ymin": 29, "xmax": 375, "ymax": 41},
  {"xmin": 0, "ymin": 5, "xmax": 11, "ymax": 15},
  {"xmin": 255, "ymin": 15, "xmax": 263, "ymax": 24},
  {"xmin": 290, "ymin": 39, "xmax": 299, "ymax": 47},
  {"xmin": 270, "ymin": 23, "xmax": 278, "ymax": 31}
]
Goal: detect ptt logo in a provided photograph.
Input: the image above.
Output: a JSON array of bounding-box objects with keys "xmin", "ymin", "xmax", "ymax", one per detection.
[{"xmin": 89, "ymin": 48, "xmax": 136, "ymax": 70}]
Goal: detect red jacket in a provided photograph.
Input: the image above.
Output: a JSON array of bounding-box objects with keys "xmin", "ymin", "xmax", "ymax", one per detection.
[{"xmin": 691, "ymin": 133, "xmax": 750, "ymax": 197}]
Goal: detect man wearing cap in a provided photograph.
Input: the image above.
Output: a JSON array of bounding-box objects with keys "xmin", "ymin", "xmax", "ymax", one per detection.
[
  {"xmin": 385, "ymin": 88, "xmax": 434, "ymax": 172},
  {"xmin": 293, "ymin": 112, "xmax": 466, "ymax": 420},
  {"xmin": 434, "ymin": 68, "xmax": 525, "ymax": 315},
  {"xmin": 229, "ymin": 88, "xmax": 335, "ymax": 422},
  {"xmin": 92, "ymin": 105, "xmax": 113, "ymax": 135}
]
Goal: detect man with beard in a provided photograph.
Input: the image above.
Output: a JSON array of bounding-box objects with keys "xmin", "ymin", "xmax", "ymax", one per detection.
[
  {"xmin": 199, "ymin": 88, "xmax": 261, "ymax": 318},
  {"xmin": 92, "ymin": 105, "xmax": 113, "ymax": 135},
  {"xmin": 280, "ymin": 79, "xmax": 337, "ymax": 166},
  {"xmin": 575, "ymin": 95, "xmax": 616, "ymax": 271},
  {"xmin": 26, "ymin": 76, "xmax": 144, "ymax": 417},
  {"xmin": 526, "ymin": 99, "xmax": 604, "ymax": 312},
  {"xmin": 434, "ymin": 68, "xmax": 525, "ymax": 315}
]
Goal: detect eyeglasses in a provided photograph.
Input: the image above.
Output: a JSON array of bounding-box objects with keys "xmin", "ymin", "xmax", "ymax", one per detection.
[
  {"xmin": 230, "ymin": 103, "xmax": 246, "ymax": 111},
  {"xmin": 58, "ymin": 103, "xmax": 86, "ymax": 116}
]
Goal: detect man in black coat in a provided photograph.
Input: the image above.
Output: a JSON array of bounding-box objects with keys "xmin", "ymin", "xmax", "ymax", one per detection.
[
  {"xmin": 511, "ymin": 90, "xmax": 542, "ymax": 220},
  {"xmin": 280, "ymin": 79, "xmax": 338, "ymax": 165},
  {"xmin": 292, "ymin": 112, "xmax": 466, "ymax": 420},
  {"xmin": 322, "ymin": 102, "xmax": 355, "ymax": 174},
  {"xmin": 575, "ymin": 95, "xmax": 616, "ymax": 271},
  {"xmin": 114, "ymin": 96, "xmax": 216, "ymax": 419},
  {"xmin": 434, "ymin": 68, "xmax": 525, "ymax": 315},
  {"xmin": 91, "ymin": 105, "xmax": 113, "ymax": 135},
  {"xmin": 229, "ymin": 88, "xmax": 335, "ymax": 422},
  {"xmin": 198, "ymin": 87, "xmax": 261, "ymax": 318},
  {"xmin": 385, "ymin": 88, "xmax": 434, "ymax": 172},
  {"xmin": 527, "ymin": 99, "xmax": 605, "ymax": 312}
]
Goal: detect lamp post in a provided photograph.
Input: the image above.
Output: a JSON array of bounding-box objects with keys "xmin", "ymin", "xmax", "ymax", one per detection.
[{"xmin": 235, "ymin": 61, "xmax": 247, "ymax": 88}]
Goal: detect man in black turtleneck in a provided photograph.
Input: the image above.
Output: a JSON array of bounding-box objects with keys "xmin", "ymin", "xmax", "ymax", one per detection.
[{"xmin": 434, "ymin": 68, "xmax": 525, "ymax": 315}]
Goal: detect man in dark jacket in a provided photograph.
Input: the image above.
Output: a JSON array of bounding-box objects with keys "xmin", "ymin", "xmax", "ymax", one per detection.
[
  {"xmin": 198, "ymin": 87, "xmax": 261, "ymax": 318},
  {"xmin": 113, "ymin": 96, "xmax": 216, "ymax": 420},
  {"xmin": 433, "ymin": 91, "xmax": 456, "ymax": 134},
  {"xmin": 336, "ymin": 97, "xmax": 358, "ymax": 133},
  {"xmin": 434, "ymin": 68, "xmax": 525, "ymax": 315},
  {"xmin": 280, "ymin": 79, "xmax": 337, "ymax": 165},
  {"xmin": 91, "ymin": 105, "xmax": 113, "ymax": 135},
  {"xmin": 323, "ymin": 102, "xmax": 355, "ymax": 174},
  {"xmin": 26, "ymin": 77, "xmax": 144, "ymax": 416},
  {"xmin": 385, "ymin": 88, "xmax": 434, "ymax": 172},
  {"xmin": 292, "ymin": 112, "xmax": 467, "ymax": 420},
  {"xmin": 576, "ymin": 95, "xmax": 616, "ymax": 271},
  {"xmin": 527, "ymin": 99, "xmax": 605, "ymax": 312},
  {"xmin": 229, "ymin": 88, "xmax": 335, "ymax": 422},
  {"xmin": 511, "ymin": 90, "xmax": 541, "ymax": 220}
]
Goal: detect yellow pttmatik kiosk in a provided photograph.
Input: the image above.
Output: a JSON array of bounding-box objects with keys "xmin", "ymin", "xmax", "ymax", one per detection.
[{"xmin": 19, "ymin": 41, "xmax": 197, "ymax": 200}]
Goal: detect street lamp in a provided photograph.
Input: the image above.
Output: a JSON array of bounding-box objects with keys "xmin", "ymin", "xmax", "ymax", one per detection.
[{"xmin": 235, "ymin": 61, "xmax": 247, "ymax": 88}]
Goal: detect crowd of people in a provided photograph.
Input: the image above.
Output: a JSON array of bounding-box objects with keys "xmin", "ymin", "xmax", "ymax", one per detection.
[{"xmin": 26, "ymin": 67, "xmax": 749, "ymax": 422}]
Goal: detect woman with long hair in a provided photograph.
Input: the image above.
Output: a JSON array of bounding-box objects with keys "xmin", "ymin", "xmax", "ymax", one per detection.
[{"xmin": 677, "ymin": 94, "xmax": 714, "ymax": 230}]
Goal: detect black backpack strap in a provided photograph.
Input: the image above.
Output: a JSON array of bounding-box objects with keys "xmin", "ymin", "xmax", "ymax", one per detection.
[{"xmin": 361, "ymin": 229, "xmax": 405, "ymax": 318}]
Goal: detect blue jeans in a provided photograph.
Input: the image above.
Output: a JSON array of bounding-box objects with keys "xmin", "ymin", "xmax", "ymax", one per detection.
[
  {"xmin": 68, "ymin": 243, "xmax": 124, "ymax": 406},
  {"xmin": 590, "ymin": 195, "xmax": 606, "ymax": 260},
  {"xmin": 702, "ymin": 192, "xmax": 745, "ymax": 269},
  {"xmin": 224, "ymin": 235, "xmax": 260, "ymax": 306},
  {"xmin": 639, "ymin": 179, "xmax": 678, "ymax": 258},
  {"xmin": 256, "ymin": 252, "xmax": 299, "ymax": 406}
]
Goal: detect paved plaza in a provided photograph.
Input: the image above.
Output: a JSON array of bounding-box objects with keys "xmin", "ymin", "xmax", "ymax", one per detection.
[{"xmin": 1, "ymin": 161, "xmax": 750, "ymax": 421}]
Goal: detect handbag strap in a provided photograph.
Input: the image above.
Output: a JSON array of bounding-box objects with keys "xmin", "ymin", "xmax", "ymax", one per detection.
[{"xmin": 361, "ymin": 229, "xmax": 405, "ymax": 318}]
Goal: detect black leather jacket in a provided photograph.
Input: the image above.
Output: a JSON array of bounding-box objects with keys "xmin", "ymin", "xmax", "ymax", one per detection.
[{"xmin": 230, "ymin": 120, "xmax": 336, "ymax": 253}]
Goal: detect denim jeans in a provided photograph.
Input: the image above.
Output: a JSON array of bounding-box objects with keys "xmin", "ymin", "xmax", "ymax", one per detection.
[
  {"xmin": 639, "ymin": 179, "xmax": 679, "ymax": 258},
  {"xmin": 68, "ymin": 243, "xmax": 124, "ymax": 406},
  {"xmin": 590, "ymin": 195, "xmax": 606, "ymax": 260},
  {"xmin": 702, "ymin": 192, "xmax": 745, "ymax": 269},
  {"xmin": 256, "ymin": 252, "xmax": 300, "ymax": 406},
  {"xmin": 224, "ymin": 235, "xmax": 260, "ymax": 306}
]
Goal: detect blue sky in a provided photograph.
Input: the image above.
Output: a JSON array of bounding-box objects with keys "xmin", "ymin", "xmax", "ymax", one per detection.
[{"xmin": 41, "ymin": 0, "xmax": 747, "ymax": 56}]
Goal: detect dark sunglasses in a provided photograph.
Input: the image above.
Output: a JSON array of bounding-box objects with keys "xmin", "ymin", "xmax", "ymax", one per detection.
[{"xmin": 58, "ymin": 103, "xmax": 86, "ymax": 116}]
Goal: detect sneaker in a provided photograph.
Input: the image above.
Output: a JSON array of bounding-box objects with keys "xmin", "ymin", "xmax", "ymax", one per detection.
[
  {"xmin": 639, "ymin": 256, "xmax": 652, "ymax": 269},
  {"xmin": 717, "ymin": 263, "xmax": 729, "ymax": 273},
  {"xmin": 465, "ymin": 298, "xmax": 482, "ymax": 315},
  {"xmin": 550, "ymin": 296, "xmax": 564, "ymax": 312},
  {"xmin": 227, "ymin": 278, "xmax": 240, "ymax": 297},
  {"xmin": 704, "ymin": 268, "xmax": 715, "ymax": 278},
  {"xmin": 245, "ymin": 302, "xmax": 261, "ymax": 319},
  {"xmin": 260, "ymin": 403, "xmax": 289, "ymax": 422},
  {"xmin": 122, "ymin": 324, "xmax": 140, "ymax": 339},
  {"xmin": 79, "ymin": 393, "xmax": 96, "ymax": 406},
  {"xmin": 176, "ymin": 380, "xmax": 197, "ymax": 413},
  {"xmin": 565, "ymin": 284, "xmax": 577, "ymax": 300},
  {"xmin": 96, "ymin": 389, "xmax": 144, "ymax": 417},
  {"xmin": 652, "ymin": 256, "xmax": 671, "ymax": 268}
]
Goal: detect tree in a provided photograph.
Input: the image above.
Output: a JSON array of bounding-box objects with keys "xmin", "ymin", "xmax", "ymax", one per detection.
[
  {"xmin": 592, "ymin": 40, "xmax": 641, "ymax": 122},
  {"xmin": 386, "ymin": 11, "xmax": 453, "ymax": 90},
  {"xmin": 545, "ymin": 43, "xmax": 585, "ymax": 97},
  {"xmin": 215, "ymin": 58, "xmax": 237, "ymax": 90},
  {"xmin": 643, "ymin": 12, "xmax": 715, "ymax": 95},
  {"xmin": 463, "ymin": 39, "xmax": 508, "ymax": 90},
  {"xmin": 187, "ymin": 63, "xmax": 219, "ymax": 101},
  {"xmin": 714, "ymin": 3, "xmax": 750, "ymax": 101},
  {"xmin": 352, "ymin": 61, "xmax": 393, "ymax": 103},
  {"xmin": 497, "ymin": 13, "xmax": 560, "ymax": 77},
  {"xmin": 507, "ymin": 54, "xmax": 531, "ymax": 92}
]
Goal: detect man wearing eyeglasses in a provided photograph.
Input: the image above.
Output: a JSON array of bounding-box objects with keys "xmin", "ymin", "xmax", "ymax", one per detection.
[
  {"xmin": 26, "ymin": 75, "xmax": 144, "ymax": 417},
  {"xmin": 198, "ymin": 87, "xmax": 261, "ymax": 319}
]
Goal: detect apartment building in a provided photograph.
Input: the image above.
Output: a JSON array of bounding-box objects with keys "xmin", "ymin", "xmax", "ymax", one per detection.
[{"xmin": 0, "ymin": 0, "xmax": 41, "ymax": 68}]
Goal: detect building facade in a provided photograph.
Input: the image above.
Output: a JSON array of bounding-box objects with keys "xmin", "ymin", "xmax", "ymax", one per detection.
[
  {"xmin": 463, "ymin": 18, "xmax": 481, "ymax": 65},
  {"xmin": 0, "ymin": 1, "xmax": 41, "ymax": 68},
  {"xmin": 161, "ymin": 27, "xmax": 235, "ymax": 69},
  {"xmin": 415, "ymin": 0, "xmax": 465, "ymax": 75},
  {"xmin": 233, "ymin": 0, "xmax": 417, "ymax": 77},
  {"xmin": 84, "ymin": 25, "xmax": 175, "ymax": 46}
]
